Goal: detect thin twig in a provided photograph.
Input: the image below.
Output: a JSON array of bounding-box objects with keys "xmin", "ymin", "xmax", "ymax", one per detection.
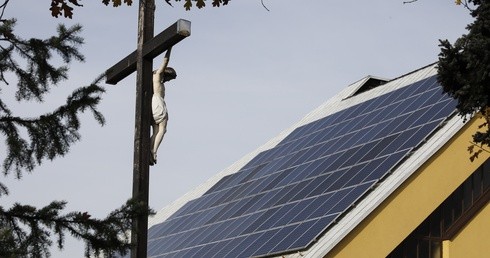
[
  {"xmin": 261, "ymin": 0, "xmax": 270, "ymax": 11},
  {"xmin": 461, "ymin": 0, "xmax": 475, "ymax": 12},
  {"xmin": 0, "ymin": 0, "xmax": 9, "ymax": 20}
]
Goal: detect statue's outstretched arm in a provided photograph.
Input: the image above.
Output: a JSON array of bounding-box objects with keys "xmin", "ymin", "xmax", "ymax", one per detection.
[{"xmin": 156, "ymin": 47, "xmax": 172, "ymax": 74}]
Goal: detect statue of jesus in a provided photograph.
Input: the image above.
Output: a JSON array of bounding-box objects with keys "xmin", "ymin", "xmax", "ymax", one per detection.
[{"xmin": 150, "ymin": 47, "xmax": 176, "ymax": 166}]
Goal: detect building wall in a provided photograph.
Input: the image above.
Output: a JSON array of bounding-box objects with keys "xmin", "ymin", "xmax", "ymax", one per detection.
[
  {"xmin": 326, "ymin": 117, "xmax": 490, "ymax": 258},
  {"xmin": 444, "ymin": 203, "xmax": 490, "ymax": 258}
]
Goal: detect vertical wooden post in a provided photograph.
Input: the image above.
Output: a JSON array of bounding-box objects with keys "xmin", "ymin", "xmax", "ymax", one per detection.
[{"xmin": 131, "ymin": 0, "xmax": 154, "ymax": 257}]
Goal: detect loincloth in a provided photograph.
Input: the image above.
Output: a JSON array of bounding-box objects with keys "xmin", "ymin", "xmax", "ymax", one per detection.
[{"xmin": 152, "ymin": 95, "xmax": 168, "ymax": 124}]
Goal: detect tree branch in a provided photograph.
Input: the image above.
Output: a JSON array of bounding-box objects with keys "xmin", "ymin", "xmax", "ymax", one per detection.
[
  {"xmin": 0, "ymin": 0, "xmax": 9, "ymax": 20},
  {"xmin": 0, "ymin": 199, "xmax": 152, "ymax": 257}
]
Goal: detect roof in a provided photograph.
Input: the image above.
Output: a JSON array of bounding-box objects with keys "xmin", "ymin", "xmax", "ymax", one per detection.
[{"xmin": 145, "ymin": 63, "xmax": 466, "ymax": 257}]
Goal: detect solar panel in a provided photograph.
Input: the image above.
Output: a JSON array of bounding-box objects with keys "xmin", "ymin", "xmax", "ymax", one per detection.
[{"xmin": 145, "ymin": 75, "xmax": 456, "ymax": 257}]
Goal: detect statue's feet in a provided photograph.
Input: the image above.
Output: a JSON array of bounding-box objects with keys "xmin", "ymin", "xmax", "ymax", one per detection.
[{"xmin": 150, "ymin": 152, "xmax": 157, "ymax": 166}]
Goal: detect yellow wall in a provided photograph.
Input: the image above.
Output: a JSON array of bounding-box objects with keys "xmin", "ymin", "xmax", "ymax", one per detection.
[
  {"xmin": 326, "ymin": 117, "xmax": 490, "ymax": 258},
  {"xmin": 445, "ymin": 202, "xmax": 490, "ymax": 258}
]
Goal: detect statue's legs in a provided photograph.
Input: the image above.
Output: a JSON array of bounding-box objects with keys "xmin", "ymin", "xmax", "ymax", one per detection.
[{"xmin": 150, "ymin": 118, "xmax": 167, "ymax": 165}]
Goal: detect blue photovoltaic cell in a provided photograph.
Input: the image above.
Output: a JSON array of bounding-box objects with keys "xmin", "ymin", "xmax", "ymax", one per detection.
[{"xmin": 144, "ymin": 75, "xmax": 456, "ymax": 258}]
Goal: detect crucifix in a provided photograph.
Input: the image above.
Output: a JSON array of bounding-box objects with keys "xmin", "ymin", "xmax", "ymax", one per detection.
[{"xmin": 104, "ymin": 0, "xmax": 190, "ymax": 257}]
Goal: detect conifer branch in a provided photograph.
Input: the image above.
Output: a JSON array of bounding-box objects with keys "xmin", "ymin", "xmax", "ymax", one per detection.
[
  {"xmin": 0, "ymin": 199, "xmax": 153, "ymax": 257},
  {"xmin": 0, "ymin": 19, "xmax": 102, "ymax": 176},
  {"xmin": 0, "ymin": 4, "xmax": 152, "ymax": 258}
]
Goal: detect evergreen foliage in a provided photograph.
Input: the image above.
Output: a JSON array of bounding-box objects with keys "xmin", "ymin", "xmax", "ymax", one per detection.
[
  {"xmin": 0, "ymin": 19, "xmax": 104, "ymax": 185},
  {"xmin": 438, "ymin": 0, "xmax": 490, "ymax": 146},
  {"xmin": 0, "ymin": 199, "xmax": 148, "ymax": 258},
  {"xmin": 0, "ymin": 8, "xmax": 149, "ymax": 258}
]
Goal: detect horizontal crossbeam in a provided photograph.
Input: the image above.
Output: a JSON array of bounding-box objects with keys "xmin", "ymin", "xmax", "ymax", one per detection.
[{"xmin": 105, "ymin": 19, "xmax": 191, "ymax": 85}]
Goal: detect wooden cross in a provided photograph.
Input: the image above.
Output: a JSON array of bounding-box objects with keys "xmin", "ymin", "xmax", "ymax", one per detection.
[
  {"xmin": 105, "ymin": 19, "xmax": 191, "ymax": 85},
  {"xmin": 104, "ymin": 1, "xmax": 190, "ymax": 257}
]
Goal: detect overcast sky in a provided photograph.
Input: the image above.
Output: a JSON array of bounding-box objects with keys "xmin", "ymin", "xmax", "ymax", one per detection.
[{"xmin": 2, "ymin": 0, "xmax": 473, "ymax": 257}]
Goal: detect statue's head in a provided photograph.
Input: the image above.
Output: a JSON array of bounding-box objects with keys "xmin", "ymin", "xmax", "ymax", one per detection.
[{"xmin": 162, "ymin": 67, "xmax": 177, "ymax": 83}]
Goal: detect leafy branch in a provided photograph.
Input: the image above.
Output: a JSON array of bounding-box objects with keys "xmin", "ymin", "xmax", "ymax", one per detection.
[
  {"xmin": 437, "ymin": 0, "xmax": 490, "ymax": 155},
  {"xmin": 0, "ymin": 199, "xmax": 153, "ymax": 258},
  {"xmin": 48, "ymin": 0, "xmax": 231, "ymax": 18},
  {"xmin": 1, "ymin": 19, "xmax": 84, "ymax": 101},
  {"xmin": 0, "ymin": 19, "xmax": 104, "ymax": 182},
  {"xmin": 1, "ymin": 81, "xmax": 106, "ymax": 179},
  {"xmin": 0, "ymin": 4, "xmax": 154, "ymax": 258}
]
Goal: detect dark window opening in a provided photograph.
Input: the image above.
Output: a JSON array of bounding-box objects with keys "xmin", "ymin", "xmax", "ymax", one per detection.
[
  {"xmin": 387, "ymin": 157, "xmax": 490, "ymax": 258},
  {"xmin": 351, "ymin": 77, "xmax": 389, "ymax": 96}
]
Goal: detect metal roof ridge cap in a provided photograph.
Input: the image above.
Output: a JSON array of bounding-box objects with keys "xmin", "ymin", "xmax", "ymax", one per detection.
[
  {"xmin": 388, "ymin": 62, "xmax": 438, "ymax": 83},
  {"xmin": 298, "ymin": 64, "xmax": 437, "ymax": 125}
]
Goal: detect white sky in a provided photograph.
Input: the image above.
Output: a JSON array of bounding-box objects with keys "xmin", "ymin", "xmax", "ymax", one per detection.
[{"xmin": 1, "ymin": 0, "xmax": 473, "ymax": 257}]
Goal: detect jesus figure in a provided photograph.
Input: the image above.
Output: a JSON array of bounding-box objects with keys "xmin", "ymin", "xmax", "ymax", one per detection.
[{"xmin": 150, "ymin": 47, "xmax": 176, "ymax": 166}]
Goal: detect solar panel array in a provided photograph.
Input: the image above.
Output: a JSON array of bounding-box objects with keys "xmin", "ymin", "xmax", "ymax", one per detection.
[{"xmin": 146, "ymin": 75, "xmax": 456, "ymax": 257}]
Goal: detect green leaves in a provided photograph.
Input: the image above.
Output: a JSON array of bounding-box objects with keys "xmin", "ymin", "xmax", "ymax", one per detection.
[
  {"xmin": 0, "ymin": 21, "xmax": 85, "ymax": 102},
  {"xmin": 0, "ymin": 199, "xmax": 152, "ymax": 257},
  {"xmin": 0, "ymin": 12, "xmax": 150, "ymax": 258},
  {"xmin": 0, "ymin": 20, "xmax": 105, "ymax": 177},
  {"xmin": 1, "ymin": 84, "xmax": 106, "ymax": 176},
  {"xmin": 50, "ymin": 0, "xmax": 83, "ymax": 19},
  {"xmin": 183, "ymin": 0, "xmax": 193, "ymax": 10},
  {"xmin": 102, "ymin": 0, "xmax": 134, "ymax": 7},
  {"xmin": 49, "ymin": 0, "xmax": 230, "ymax": 18},
  {"xmin": 437, "ymin": 0, "xmax": 490, "ymax": 152},
  {"xmin": 196, "ymin": 0, "xmax": 206, "ymax": 8},
  {"xmin": 179, "ymin": 0, "xmax": 230, "ymax": 10}
]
